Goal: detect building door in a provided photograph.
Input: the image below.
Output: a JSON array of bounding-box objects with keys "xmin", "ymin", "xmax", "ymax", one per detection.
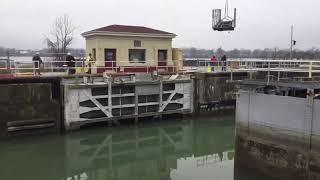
[
  {"xmin": 105, "ymin": 49, "xmax": 116, "ymax": 69},
  {"xmin": 158, "ymin": 50, "xmax": 167, "ymax": 67}
]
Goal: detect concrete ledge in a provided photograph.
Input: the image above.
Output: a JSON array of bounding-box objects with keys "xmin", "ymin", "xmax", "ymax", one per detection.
[
  {"xmin": 65, "ymin": 79, "xmax": 192, "ymax": 89},
  {"xmin": 0, "ymin": 76, "xmax": 61, "ymax": 84}
]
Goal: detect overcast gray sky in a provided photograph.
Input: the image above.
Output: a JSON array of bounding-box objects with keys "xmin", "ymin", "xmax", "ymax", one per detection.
[{"xmin": 1, "ymin": 0, "xmax": 319, "ymax": 50}]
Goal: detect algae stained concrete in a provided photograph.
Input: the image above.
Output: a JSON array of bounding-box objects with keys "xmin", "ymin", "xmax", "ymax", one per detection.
[
  {"xmin": 235, "ymin": 90, "xmax": 320, "ymax": 180},
  {"xmin": 0, "ymin": 79, "xmax": 62, "ymax": 138}
]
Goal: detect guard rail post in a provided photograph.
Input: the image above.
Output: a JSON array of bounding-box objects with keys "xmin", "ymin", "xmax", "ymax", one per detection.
[
  {"xmin": 267, "ymin": 61, "xmax": 271, "ymax": 85},
  {"xmin": 309, "ymin": 62, "xmax": 313, "ymax": 78}
]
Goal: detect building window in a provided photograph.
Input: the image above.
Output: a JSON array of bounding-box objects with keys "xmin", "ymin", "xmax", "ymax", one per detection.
[
  {"xmin": 134, "ymin": 40, "xmax": 141, "ymax": 47},
  {"xmin": 129, "ymin": 49, "xmax": 145, "ymax": 63},
  {"xmin": 92, "ymin": 48, "xmax": 96, "ymax": 61}
]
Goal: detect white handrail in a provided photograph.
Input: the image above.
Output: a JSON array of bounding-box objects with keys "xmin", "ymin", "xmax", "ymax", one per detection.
[
  {"xmin": 227, "ymin": 58, "xmax": 320, "ymax": 80},
  {"xmin": 4, "ymin": 60, "xmax": 179, "ymax": 75},
  {"xmin": 227, "ymin": 59, "xmax": 320, "ymax": 63},
  {"xmin": 0, "ymin": 61, "xmax": 7, "ymax": 70}
]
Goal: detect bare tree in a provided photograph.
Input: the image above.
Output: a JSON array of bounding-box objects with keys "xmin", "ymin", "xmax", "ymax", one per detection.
[{"xmin": 45, "ymin": 14, "xmax": 75, "ymax": 60}]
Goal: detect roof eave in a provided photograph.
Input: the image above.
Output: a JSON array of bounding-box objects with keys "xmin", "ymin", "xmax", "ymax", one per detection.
[{"xmin": 81, "ymin": 31, "xmax": 177, "ymax": 39}]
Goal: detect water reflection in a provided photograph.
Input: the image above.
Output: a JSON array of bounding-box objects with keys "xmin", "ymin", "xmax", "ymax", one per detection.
[
  {"xmin": 0, "ymin": 116, "xmax": 236, "ymax": 180},
  {"xmin": 171, "ymin": 151, "xmax": 234, "ymax": 180}
]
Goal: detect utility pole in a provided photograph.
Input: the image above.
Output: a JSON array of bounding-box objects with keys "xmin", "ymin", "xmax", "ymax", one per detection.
[
  {"xmin": 6, "ymin": 51, "xmax": 10, "ymax": 71},
  {"xmin": 290, "ymin": 25, "xmax": 293, "ymax": 60},
  {"xmin": 274, "ymin": 47, "xmax": 278, "ymax": 60}
]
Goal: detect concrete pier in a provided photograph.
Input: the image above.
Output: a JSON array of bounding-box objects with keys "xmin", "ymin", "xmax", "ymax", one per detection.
[{"xmin": 235, "ymin": 80, "xmax": 320, "ymax": 180}]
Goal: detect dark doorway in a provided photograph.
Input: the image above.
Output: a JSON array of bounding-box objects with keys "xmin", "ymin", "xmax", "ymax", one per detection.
[
  {"xmin": 158, "ymin": 50, "xmax": 167, "ymax": 67},
  {"xmin": 105, "ymin": 49, "xmax": 116, "ymax": 69}
]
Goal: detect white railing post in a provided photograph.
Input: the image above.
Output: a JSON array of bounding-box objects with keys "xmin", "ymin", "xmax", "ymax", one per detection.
[
  {"xmin": 196, "ymin": 59, "xmax": 198, "ymax": 69},
  {"xmin": 14, "ymin": 61, "xmax": 17, "ymax": 76},
  {"xmin": 309, "ymin": 62, "xmax": 313, "ymax": 78},
  {"xmin": 267, "ymin": 61, "xmax": 270, "ymax": 85},
  {"xmin": 278, "ymin": 71, "xmax": 280, "ymax": 81},
  {"xmin": 230, "ymin": 67, "xmax": 233, "ymax": 81}
]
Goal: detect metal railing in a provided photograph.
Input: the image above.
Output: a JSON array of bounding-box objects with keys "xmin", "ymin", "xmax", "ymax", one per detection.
[
  {"xmin": 228, "ymin": 59, "xmax": 320, "ymax": 73},
  {"xmin": 183, "ymin": 58, "xmax": 227, "ymax": 72},
  {"xmin": 2, "ymin": 60, "xmax": 180, "ymax": 76},
  {"xmin": 8, "ymin": 57, "xmax": 320, "ymax": 79},
  {"xmin": 0, "ymin": 61, "xmax": 7, "ymax": 70},
  {"xmin": 1, "ymin": 58, "xmax": 230, "ymax": 75},
  {"xmin": 228, "ymin": 59, "xmax": 320, "ymax": 83}
]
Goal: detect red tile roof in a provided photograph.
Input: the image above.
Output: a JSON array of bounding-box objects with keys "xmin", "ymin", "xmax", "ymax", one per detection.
[{"xmin": 83, "ymin": 24, "xmax": 175, "ymax": 35}]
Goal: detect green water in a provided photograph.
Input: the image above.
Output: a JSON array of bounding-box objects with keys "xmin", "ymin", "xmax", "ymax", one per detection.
[{"xmin": 0, "ymin": 115, "xmax": 270, "ymax": 180}]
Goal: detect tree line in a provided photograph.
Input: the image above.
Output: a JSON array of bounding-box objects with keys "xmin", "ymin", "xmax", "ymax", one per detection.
[
  {"xmin": 183, "ymin": 47, "xmax": 320, "ymax": 60},
  {"xmin": 0, "ymin": 47, "xmax": 85, "ymax": 57}
]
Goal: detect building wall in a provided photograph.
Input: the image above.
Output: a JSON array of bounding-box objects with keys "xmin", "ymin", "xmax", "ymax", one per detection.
[{"xmin": 85, "ymin": 35, "xmax": 173, "ymax": 68}]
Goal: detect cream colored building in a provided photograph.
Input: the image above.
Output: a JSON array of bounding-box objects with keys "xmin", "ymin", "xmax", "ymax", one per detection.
[{"xmin": 81, "ymin": 24, "xmax": 177, "ymax": 73}]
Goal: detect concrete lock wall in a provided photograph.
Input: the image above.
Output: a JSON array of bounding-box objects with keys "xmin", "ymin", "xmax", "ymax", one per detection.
[
  {"xmin": 204, "ymin": 77, "xmax": 236, "ymax": 103},
  {"xmin": 64, "ymin": 77, "xmax": 193, "ymax": 130},
  {"xmin": 313, "ymin": 100, "xmax": 320, "ymax": 137},
  {"xmin": 235, "ymin": 90, "xmax": 320, "ymax": 180},
  {"xmin": 195, "ymin": 75, "xmax": 235, "ymax": 107},
  {"xmin": 0, "ymin": 78, "xmax": 62, "ymax": 138},
  {"xmin": 194, "ymin": 72, "xmax": 248, "ymax": 113},
  {"xmin": 196, "ymin": 72, "xmax": 248, "ymax": 103},
  {"xmin": 237, "ymin": 92, "xmax": 306, "ymax": 132}
]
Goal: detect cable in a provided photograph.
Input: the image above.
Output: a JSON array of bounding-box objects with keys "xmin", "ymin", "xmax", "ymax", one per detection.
[{"xmin": 225, "ymin": 0, "xmax": 229, "ymax": 17}]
